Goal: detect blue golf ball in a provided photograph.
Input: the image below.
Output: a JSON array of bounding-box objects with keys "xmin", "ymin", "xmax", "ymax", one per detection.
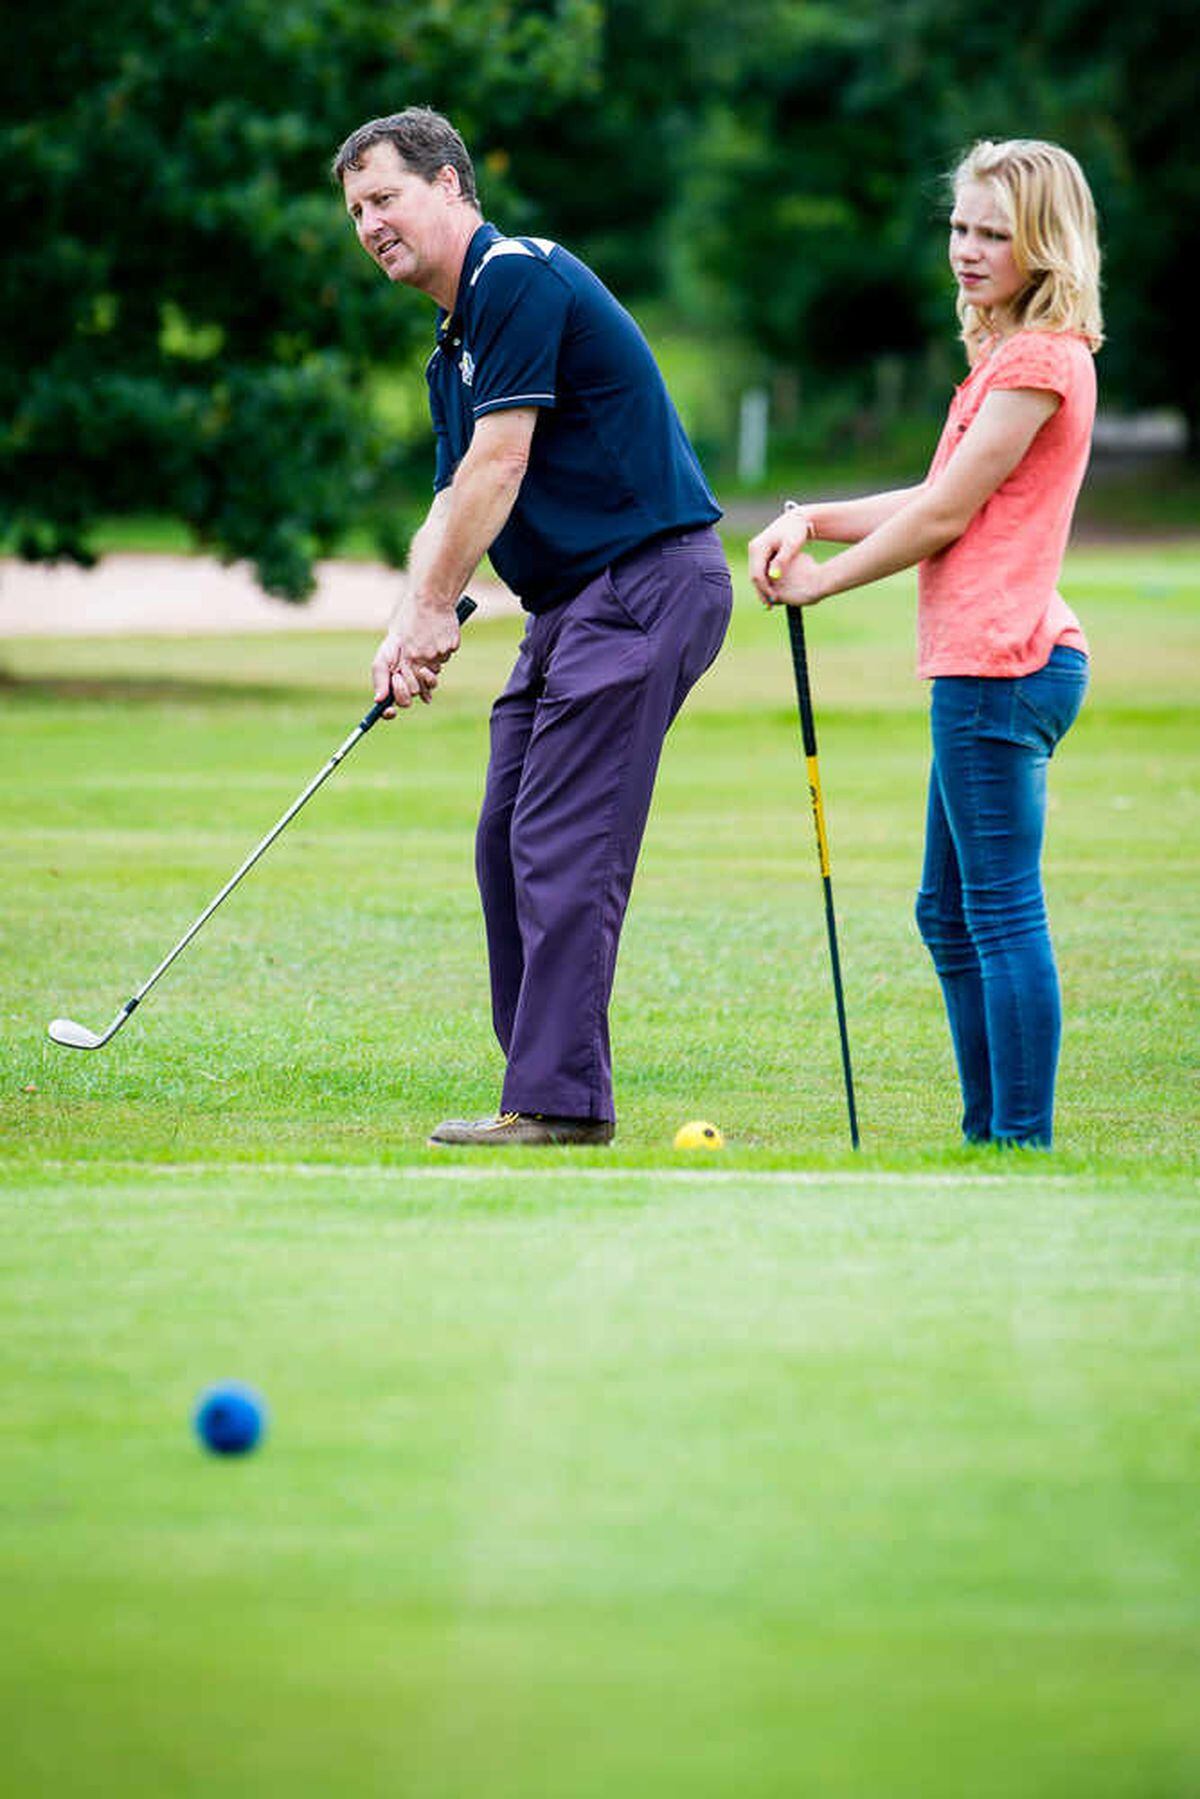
[{"xmin": 193, "ymin": 1382, "xmax": 267, "ymax": 1456}]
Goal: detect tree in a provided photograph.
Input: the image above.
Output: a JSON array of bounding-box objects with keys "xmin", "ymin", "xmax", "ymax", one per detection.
[
  {"xmin": 664, "ymin": 0, "xmax": 1199, "ymax": 451},
  {"xmin": 0, "ymin": 0, "xmax": 603, "ymax": 597},
  {"xmin": 860, "ymin": 0, "xmax": 1200, "ymax": 451},
  {"xmin": 5, "ymin": 0, "xmax": 1194, "ymax": 595}
]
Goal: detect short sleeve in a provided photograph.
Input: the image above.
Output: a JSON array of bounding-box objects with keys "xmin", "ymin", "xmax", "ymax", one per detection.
[
  {"xmin": 467, "ymin": 248, "xmax": 571, "ymax": 419},
  {"xmin": 988, "ymin": 331, "xmax": 1080, "ymax": 401}
]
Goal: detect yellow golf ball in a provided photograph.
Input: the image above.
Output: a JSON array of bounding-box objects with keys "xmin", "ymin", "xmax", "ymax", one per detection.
[
  {"xmin": 673, "ymin": 1120, "xmax": 725, "ymax": 1151},
  {"xmin": 768, "ymin": 562, "xmax": 782, "ymax": 580}
]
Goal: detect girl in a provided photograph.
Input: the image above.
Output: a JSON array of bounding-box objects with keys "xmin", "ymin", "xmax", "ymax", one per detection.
[{"xmin": 750, "ymin": 139, "xmax": 1102, "ymax": 1148}]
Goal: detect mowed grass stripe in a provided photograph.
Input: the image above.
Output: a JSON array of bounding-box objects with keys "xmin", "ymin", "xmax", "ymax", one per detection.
[{"xmin": 23, "ymin": 1158, "xmax": 1056, "ymax": 1187}]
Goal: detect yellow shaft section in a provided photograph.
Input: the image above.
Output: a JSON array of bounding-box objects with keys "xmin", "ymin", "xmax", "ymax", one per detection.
[{"xmin": 806, "ymin": 755, "xmax": 830, "ymax": 878}]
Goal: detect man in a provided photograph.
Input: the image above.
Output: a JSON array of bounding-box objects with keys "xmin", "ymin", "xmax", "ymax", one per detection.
[{"xmin": 335, "ymin": 107, "xmax": 732, "ymax": 1146}]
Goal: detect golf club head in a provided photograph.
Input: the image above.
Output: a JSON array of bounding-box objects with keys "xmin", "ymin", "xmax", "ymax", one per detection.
[
  {"xmin": 47, "ymin": 1017, "xmax": 107, "ymax": 1050},
  {"xmin": 43, "ymin": 595, "xmax": 479, "ymax": 1065}
]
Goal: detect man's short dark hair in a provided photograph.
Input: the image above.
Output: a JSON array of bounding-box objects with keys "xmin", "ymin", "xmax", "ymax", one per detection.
[{"xmin": 332, "ymin": 107, "xmax": 478, "ymax": 205}]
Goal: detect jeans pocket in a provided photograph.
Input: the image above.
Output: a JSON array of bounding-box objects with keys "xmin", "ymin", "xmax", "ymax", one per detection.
[{"xmin": 1014, "ymin": 656, "xmax": 1089, "ymax": 748}]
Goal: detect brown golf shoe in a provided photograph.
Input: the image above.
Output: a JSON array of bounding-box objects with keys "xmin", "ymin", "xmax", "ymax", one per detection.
[{"xmin": 428, "ymin": 1111, "xmax": 615, "ymax": 1147}]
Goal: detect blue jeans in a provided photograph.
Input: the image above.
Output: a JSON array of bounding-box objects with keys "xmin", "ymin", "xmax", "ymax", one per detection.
[{"xmin": 915, "ymin": 646, "xmax": 1089, "ymax": 1148}]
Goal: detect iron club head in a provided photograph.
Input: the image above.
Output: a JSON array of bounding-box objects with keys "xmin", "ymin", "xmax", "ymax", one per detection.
[
  {"xmin": 44, "ymin": 594, "xmax": 479, "ymax": 1062},
  {"xmin": 47, "ymin": 1001, "xmax": 137, "ymax": 1050},
  {"xmin": 47, "ymin": 1017, "xmax": 108, "ymax": 1050}
]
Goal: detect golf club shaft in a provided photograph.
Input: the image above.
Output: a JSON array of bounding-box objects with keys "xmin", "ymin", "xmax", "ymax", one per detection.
[
  {"xmin": 107, "ymin": 594, "xmax": 477, "ymax": 1023},
  {"xmin": 786, "ymin": 605, "xmax": 860, "ymax": 1150}
]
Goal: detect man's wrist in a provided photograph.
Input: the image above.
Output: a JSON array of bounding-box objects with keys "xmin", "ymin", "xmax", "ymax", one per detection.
[{"xmin": 409, "ymin": 588, "xmax": 462, "ymax": 616}]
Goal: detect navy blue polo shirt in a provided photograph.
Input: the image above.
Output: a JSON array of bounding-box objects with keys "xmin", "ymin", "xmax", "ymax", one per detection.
[{"xmin": 426, "ymin": 223, "xmax": 721, "ymax": 613}]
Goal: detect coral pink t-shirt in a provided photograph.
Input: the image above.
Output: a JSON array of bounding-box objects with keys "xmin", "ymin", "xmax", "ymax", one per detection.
[{"xmin": 917, "ymin": 330, "xmax": 1094, "ymax": 677}]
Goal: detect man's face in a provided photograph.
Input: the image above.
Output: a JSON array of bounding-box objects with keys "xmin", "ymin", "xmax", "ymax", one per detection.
[{"xmin": 343, "ymin": 140, "xmax": 461, "ymax": 295}]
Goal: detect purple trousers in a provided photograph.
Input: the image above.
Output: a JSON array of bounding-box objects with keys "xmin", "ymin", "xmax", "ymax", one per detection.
[{"xmin": 476, "ymin": 526, "xmax": 732, "ymax": 1122}]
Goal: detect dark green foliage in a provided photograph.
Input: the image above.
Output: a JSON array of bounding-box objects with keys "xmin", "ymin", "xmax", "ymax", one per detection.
[
  {"xmin": 0, "ymin": 0, "xmax": 602, "ymax": 595},
  {"xmin": 666, "ymin": 0, "xmax": 1199, "ymax": 450},
  {"xmin": 1, "ymin": 0, "xmax": 1195, "ymax": 596}
]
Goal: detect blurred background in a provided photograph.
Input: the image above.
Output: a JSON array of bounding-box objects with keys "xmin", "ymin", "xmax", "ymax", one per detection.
[{"xmin": 3, "ymin": 0, "xmax": 1196, "ymax": 599}]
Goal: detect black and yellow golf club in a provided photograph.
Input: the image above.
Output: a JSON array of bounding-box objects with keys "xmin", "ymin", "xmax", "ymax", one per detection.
[{"xmin": 785, "ymin": 604, "xmax": 860, "ymax": 1149}]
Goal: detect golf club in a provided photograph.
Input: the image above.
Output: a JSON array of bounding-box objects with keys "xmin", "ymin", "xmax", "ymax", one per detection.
[
  {"xmin": 48, "ymin": 594, "xmax": 477, "ymax": 1052},
  {"xmin": 785, "ymin": 603, "xmax": 860, "ymax": 1149}
]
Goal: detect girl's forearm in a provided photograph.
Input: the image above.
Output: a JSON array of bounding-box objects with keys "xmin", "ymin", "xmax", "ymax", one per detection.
[
  {"xmin": 816, "ymin": 489, "xmax": 963, "ymax": 598},
  {"xmin": 808, "ymin": 484, "xmax": 927, "ymax": 543}
]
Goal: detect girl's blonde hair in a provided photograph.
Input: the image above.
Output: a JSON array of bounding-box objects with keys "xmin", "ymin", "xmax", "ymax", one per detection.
[{"xmin": 952, "ymin": 139, "xmax": 1103, "ymax": 355}]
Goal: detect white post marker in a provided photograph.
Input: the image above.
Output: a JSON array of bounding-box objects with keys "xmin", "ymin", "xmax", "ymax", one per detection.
[{"xmin": 737, "ymin": 387, "xmax": 770, "ymax": 486}]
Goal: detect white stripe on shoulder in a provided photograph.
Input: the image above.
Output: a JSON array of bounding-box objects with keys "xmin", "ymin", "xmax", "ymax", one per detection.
[
  {"xmin": 474, "ymin": 392, "xmax": 555, "ymax": 414},
  {"xmin": 470, "ymin": 238, "xmax": 558, "ymax": 286}
]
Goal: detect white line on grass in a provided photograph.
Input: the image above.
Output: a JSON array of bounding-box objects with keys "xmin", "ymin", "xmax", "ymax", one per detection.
[{"xmin": 40, "ymin": 1160, "xmax": 1059, "ymax": 1188}]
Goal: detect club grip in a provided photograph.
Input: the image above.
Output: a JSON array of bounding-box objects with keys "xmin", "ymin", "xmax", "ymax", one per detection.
[
  {"xmin": 786, "ymin": 606, "xmax": 819, "ymax": 758},
  {"xmin": 360, "ymin": 594, "xmax": 478, "ymax": 730}
]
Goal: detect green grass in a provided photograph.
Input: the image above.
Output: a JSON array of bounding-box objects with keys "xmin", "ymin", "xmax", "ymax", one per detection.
[{"xmin": 1, "ymin": 541, "xmax": 1198, "ymax": 1794}]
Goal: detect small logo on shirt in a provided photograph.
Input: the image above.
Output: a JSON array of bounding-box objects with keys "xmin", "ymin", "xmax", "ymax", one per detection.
[{"xmin": 459, "ymin": 351, "xmax": 475, "ymax": 388}]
